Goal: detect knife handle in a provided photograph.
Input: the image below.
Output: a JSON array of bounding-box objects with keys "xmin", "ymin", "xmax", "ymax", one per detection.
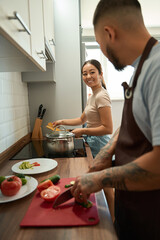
[
  {"xmin": 37, "ymin": 104, "xmax": 43, "ymax": 118},
  {"xmin": 40, "ymin": 108, "xmax": 46, "ymax": 119}
]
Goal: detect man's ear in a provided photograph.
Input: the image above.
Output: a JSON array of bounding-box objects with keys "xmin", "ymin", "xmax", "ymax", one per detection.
[{"xmin": 104, "ymin": 26, "xmax": 116, "ymax": 42}]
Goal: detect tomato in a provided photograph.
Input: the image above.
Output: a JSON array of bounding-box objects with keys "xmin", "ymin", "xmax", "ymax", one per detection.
[
  {"xmin": 37, "ymin": 179, "xmax": 53, "ymax": 192},
  {"xmin": 1, "ymin": 176, "xmax": 22, "ymax": 196},
  {"xmin": 40, "ymin": 185, "xmax": 61, "ymax": 202}
]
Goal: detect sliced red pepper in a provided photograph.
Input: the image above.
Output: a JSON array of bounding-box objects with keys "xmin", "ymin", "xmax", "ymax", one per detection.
[{"xmin": 33, "ymin": 162, "xmax": 40, "ymax": 166}]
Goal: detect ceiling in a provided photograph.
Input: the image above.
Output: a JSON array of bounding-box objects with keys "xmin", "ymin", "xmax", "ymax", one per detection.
[{"xmin": 81, "ymin": 0, "xmax": 160, "ymax": 29}]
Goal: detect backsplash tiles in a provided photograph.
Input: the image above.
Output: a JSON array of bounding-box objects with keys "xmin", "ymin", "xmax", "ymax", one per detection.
[{"xmin": 0, "ymin": 72, "xmax": 30, "ymax": 153}]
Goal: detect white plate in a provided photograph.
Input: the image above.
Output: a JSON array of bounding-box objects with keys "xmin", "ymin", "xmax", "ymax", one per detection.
[
  {"xmin": 0, "ymin": 176, "xmax": 38, "ymax": 203},
  {"xmin": 11, "ymin": 158, "xmax": 58, "ymax": 175}
]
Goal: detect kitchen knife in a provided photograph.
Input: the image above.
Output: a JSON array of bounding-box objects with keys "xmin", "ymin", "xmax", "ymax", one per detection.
[
  {"xmin": 53, "ymin": 188, "xmax": 73, "ymax": 208},
  {"xmin": 40, "ymin": 108, "xmax": 46, "ymax": 119},
  {"xmin": 37, "ymin": 104, "xmax": 43, "ymax": 118}
]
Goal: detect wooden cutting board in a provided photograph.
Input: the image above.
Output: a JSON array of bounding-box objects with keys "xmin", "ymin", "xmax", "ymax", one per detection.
[{"xmin": 20, "ymin": 178, "xmax": 99, "ymax": 227}]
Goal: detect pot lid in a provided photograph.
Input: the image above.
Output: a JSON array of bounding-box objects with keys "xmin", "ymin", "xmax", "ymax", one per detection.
[
  {"xmin": 46, "ymin": 125, "xmax": 75, "ymax": 139},
  {"xmin": 46, "ymin": 131, "xmax": 75, "ymax": 139}
]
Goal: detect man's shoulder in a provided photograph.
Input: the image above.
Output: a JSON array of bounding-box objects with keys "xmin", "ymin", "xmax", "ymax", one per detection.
[{"xmin": 147, "ymin": 43, "xmax": 160, "ymax": 67}]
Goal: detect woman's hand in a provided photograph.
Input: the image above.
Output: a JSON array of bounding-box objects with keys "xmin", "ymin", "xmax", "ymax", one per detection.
[
  {"xmin": 71, "ymin": 172, "xmax": 102, "ymax": 203},
  {"xmin": 52, "ymin": 120, "xmax": 63, "ymax": 127},
  {"xmin": 71, "ymin": 128, "xmax": 84, "ymax": 137}
]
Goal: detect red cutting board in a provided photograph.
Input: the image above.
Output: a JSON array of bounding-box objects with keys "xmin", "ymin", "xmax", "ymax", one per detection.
[{"xmin": 20, "ymin": 178, "xmax": 99, "ymax": 227}]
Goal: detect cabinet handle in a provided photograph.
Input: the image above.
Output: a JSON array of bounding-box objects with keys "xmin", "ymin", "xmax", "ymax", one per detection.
[
  {"xmin": 37, "ymin": 51, "xmax": 48, "ymax": 60},
  {"xmin": 8, "ymin": 11, "xmax": 31, "ymax": 35},
  {"xmin": 49, "ymin": 39, "xmax": 56, "ymax": 46}
]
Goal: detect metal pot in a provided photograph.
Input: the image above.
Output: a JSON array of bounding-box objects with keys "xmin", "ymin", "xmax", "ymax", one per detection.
[{"xmin": 46, "ymin": 126, "xmax": 75, "ymax": 154}]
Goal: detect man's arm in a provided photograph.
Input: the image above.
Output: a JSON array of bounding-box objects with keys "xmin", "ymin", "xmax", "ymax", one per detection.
[
  {"xmin": 88, "ymin": 128, "xmax": 120, "ymax": 172},
  {"xmin": 71, "ymin": 146, "xmax": 160, "ymax": 202},
  {"xmin": 101, "ymin": 146, "xmax": 160, "ymax": 191}
]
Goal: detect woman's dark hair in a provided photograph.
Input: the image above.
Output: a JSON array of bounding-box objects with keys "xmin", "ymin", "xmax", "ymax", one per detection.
[{"xmin": 82, "ymin": 59, "xmax": 106, "ymax": 89}]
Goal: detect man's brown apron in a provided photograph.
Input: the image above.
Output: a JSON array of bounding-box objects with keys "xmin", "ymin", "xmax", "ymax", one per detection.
[{"xmin": 114, "ymin": 37, "xmax": 160, "ymax": 240}]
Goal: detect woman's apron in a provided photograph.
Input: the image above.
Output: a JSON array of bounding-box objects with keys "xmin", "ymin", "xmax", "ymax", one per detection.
[{"xmin": 114, "ymin": 37, "xmax": 160, "ymax": 240}]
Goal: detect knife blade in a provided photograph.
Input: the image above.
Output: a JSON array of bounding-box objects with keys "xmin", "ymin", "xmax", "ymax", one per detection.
[
  {"xmin": 37, "ymin": 104, "xmax": 43, "ymax": 118},
  {"xmin": 53, "ymin": 188, "xmax": 73, "ymax": 208}
]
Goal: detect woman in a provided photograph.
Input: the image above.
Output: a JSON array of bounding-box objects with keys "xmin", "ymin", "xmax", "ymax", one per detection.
[{"xmin": 52, "ymin": 59, "xmax": 113, "ymax": 158}]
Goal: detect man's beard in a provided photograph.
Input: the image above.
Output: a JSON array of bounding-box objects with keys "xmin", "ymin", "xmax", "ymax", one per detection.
[{"xmin": 106, "ymin": 45, "xmax": 126, "ymax": 71}]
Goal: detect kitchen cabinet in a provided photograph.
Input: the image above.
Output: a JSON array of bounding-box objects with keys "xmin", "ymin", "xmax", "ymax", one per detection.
[
  {"xmin": 22, "ymin": 62, "xmax": 55, "ymax": 82},
  {"xmin": 0, "ymin": 0, "xmax": 31, "ymax": 55},
  {"xmin": 29, "ymin": 0, "xmax": 46, "ymax": 70},
  {"xmin": 0, "ymin": 0, "xmax": 46, "ymax": 72},
  {"xmin": 43, "ymin": 0, "xmax": 56, "ymax": 61},
  {"xmin": 0, "ymin": 34, "xmax": 45, "ymax": 72},
  {"xmin": 22, "ymin": 0, "xmax": 56, "ymax": 82}
]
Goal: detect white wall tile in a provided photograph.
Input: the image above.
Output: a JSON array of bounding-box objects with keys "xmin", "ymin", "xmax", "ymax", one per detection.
[
  {"xmin": 4, "ymin": 108, "xmax": 15, "ymax": 121},
  {"xmin": 0, "ymin": 109, "xmax": 4, "ymax": 123},
  {"xmin": 0, "ymin": 72, "xmax": 30, "ymax": 154},
  {"xmin": 0, "ymin": 138, "xmax": 6, "ymax": 153},
  {"xmin": 3, "ymin": 79, "xmax": 13, "ymax": 94}
]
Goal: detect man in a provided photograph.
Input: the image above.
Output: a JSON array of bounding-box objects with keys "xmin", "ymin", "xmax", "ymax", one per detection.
[{"xmin": 71, "ymin": 0, "xmax": 160, "ymax": 239}]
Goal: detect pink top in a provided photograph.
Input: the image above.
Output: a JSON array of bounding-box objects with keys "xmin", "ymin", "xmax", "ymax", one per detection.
[{"xmin": 85, "ymin": 87, "xmax": 111, "ymax": 128}]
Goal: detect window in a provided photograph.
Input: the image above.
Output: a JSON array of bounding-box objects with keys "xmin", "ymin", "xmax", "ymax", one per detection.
[{"xmin": 85, "ymin": 45, "xmax": 134, "ymax": 100}]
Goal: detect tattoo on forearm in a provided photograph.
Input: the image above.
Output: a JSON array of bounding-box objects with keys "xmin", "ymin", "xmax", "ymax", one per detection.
[
  {"xmin": 102, "ymin": 167, "xmax": 127, "ymax": 190},
  {"xmin": 102, "ymin": 162, "xmax": 152, "ymax": 191},
  {"xmin": 81, "ymin": 176, "xmax": 94, "ymax": 188}
]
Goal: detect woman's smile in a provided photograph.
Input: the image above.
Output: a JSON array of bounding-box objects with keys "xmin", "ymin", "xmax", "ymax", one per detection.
[
  {"xmin": 87, "ymin": 79, "xmax": 94, "ymax": 83},
  {"xmin": 82, "ymin": 63, "xmax": 102, "ymax": 91}
]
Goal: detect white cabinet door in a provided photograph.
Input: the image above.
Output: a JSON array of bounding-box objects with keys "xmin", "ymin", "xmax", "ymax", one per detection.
[
  {"xmin": 0, "ymin": 0, "xmax": 31, "ymax": 55},
  {"xmin": 43, "ymin": 0, "xmax": 55, "ymax": 60},
  {"xmin": 29, "ymin": 0, "xmax": 46, "ymax": 70}
]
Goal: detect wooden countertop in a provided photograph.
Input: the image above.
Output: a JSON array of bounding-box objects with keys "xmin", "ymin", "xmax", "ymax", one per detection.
[{"xmin": 0, "ymin": 136, "xmax": 117, "ymax": 240}]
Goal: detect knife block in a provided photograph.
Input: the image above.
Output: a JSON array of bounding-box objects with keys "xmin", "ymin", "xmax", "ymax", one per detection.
[
  {"xmin": 32, "ymin": 140, "xmax": 44, "ymax": 157},
  {"xmin": 31, "ymin": 118, "xmax": 43, "ymax": 139}
]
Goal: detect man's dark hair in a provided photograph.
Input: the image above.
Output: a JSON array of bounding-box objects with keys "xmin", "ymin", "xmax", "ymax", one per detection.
[{"xmin": 93, "ymin": 0, "xmax": 141, "ymax": 26}]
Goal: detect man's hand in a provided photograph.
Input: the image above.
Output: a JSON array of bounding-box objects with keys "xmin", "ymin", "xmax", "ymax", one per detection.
[{"xmin": 71, "ymin": 172, "xmax": 102, "ymax": 203}]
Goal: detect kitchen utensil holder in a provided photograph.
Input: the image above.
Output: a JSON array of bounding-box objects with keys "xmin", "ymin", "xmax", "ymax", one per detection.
[
  {"xmin": 32, "ymin": 140, "xmax": 44, "ymax": 157},
  {"xmin": 32, "ymin": 118, "xmax": 43, "ymax": 139}
]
